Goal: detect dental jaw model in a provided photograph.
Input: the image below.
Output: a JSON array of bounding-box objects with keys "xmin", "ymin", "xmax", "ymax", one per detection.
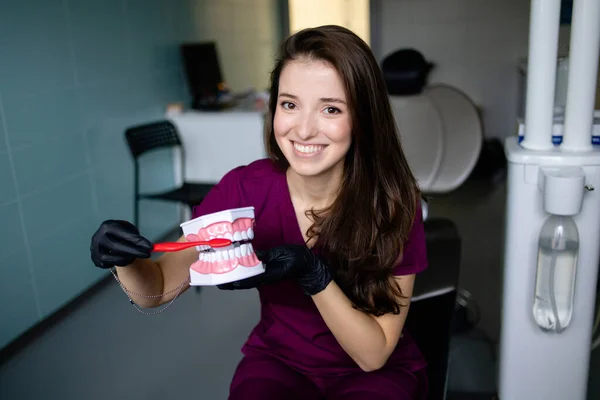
[{"xmin": 180, "ymin": 207, "xmax": 264, "ymax": 286}]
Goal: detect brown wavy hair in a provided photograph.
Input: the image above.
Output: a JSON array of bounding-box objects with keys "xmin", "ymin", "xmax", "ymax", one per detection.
[{"xmin": 264, "ymin": 25, "xmax": 421, "ymax": 317}]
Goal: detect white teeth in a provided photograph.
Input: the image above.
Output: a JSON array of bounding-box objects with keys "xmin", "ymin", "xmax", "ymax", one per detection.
[
  {"xmin": 198, "ymin": 239, "xmax": 255, "ymax": 262},
  {"xmin": 233, "ymin": 231, "xmax": 242, "ymax": 241},
  {"xmin": 294, "ymin": 142, "xmax": 323, "ymax": 154},
  {"xmin": 248, "ymin": 228, "xmax": 254, "ymax": 239},
  {"xmin": 224, "ymin": 232, "xmax": 233, "ymax": 240}
]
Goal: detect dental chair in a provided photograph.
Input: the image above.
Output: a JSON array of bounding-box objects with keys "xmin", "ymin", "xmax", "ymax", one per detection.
[
  {"xmin": 382, "ymin": 49, "xmax": 481, "ymax": 399},
  {"xmin": 405, "ymin": 216, "xmax": 461, "ymax": 400}
]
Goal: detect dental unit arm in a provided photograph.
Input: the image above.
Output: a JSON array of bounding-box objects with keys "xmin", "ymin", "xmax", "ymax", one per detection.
[{"xmin": 498, "ymin": 0, "xmax": 600, "ymax": 398}]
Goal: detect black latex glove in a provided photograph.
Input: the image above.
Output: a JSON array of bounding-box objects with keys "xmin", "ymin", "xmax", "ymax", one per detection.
[
  {"xmin": 218, "ymin": 245, "xmax": 332, "ymax": 295},
  {"xmin": 90, "ymin": 220, "xmax": 153, "ymax": 269}
]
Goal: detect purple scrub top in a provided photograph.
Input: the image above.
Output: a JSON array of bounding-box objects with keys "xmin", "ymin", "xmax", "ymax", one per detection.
[{"xmin": 192, "ymin": 159, "xmax": 428, "ymax": 377}]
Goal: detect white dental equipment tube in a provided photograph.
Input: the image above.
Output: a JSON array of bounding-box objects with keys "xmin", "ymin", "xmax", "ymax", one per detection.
[
  {"xmin": 561, "ymin": 0, "xmax": 600, "ymax": 152},
  {"xmin": 520, "ymin": 0, "xmax": 561, "ymax": 151},
  {"xmin": 499, "ymin": 0, "xmax": 600, "ymax": 398}
]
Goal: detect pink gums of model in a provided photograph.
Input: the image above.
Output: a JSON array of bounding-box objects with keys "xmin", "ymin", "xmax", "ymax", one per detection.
[{"xmin": 179, "ymin": 207, "xmax": 265, "ymax": 286}]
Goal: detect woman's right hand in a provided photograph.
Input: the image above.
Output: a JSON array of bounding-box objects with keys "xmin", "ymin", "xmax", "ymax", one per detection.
[{"xmin": 90, "ymin": 220, "xmax": 153, "ymax": 269}]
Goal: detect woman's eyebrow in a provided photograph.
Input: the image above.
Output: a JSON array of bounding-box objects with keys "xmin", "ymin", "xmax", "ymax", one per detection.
[
  {"xmin": 320, "ymin": 97, "xmax": 346, "ymax": 104},
  {"xmin": 279, "ymin": 92, "xmax": 297, "ymax": 99},
  {"xmin": 279, "ymin": 92, "xmax": 346, "ymax": 105}
]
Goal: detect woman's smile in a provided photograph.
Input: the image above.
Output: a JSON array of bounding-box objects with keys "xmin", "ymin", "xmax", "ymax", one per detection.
[{"xmin": 292, "ymin": 141, "xmax": 327, "ymax": 157}]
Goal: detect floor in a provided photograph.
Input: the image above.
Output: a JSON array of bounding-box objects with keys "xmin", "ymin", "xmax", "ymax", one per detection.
[{"xmin": 1, "ymin": 176, "xmax": 600, "ymax": 399}]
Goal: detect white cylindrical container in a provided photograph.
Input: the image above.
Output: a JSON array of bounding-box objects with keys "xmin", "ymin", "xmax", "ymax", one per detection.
[
  {"xmin": 561, "ymin": 0, "xmax": 600, "ymax": 152},
  {"xmin": 520, "ymin": 0, "xmax": 562, "ymax": 151},
  {"xmin": 539, "ymin": 166, "xmax": 585, "ymax": 215}
]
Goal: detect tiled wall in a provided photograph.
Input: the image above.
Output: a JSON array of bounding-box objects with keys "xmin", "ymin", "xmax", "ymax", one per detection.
[
  {"xmin": 373, "ymin": 0, "xmax": 571, "ymax": 140},
  {"xmin": 0, "ymin": 0, "xmax": 280, "ymax": 350}
]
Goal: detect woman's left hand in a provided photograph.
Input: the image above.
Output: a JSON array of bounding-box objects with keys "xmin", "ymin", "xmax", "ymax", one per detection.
[{"xmin": 217, "ymin": 244, "xmax": 332, "ymax": 295}]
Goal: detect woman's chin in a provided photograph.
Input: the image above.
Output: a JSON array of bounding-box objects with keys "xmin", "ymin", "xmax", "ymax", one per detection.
[{"xmin": 287, "ymin": 158, "xmax": 342, "ymax": 179}]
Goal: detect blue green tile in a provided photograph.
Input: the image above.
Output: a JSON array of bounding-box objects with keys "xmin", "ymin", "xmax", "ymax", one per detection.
[
  {"xmin": 0, "ymin": 0, "xmax": 69, "ymax": 47},
  {"xmin": 92, "ymin": 159, "xmax": 135, "ymax": 222},
  {"xmin": 0, "ymin": 41, "xmax": 75, "ymax": 98},
  {"xmin": 67, "ymin": 0, "xmax": 126, "ymax": 43},
  {"xmin": 0, "ymin": 152, "xmax": 17, "ymax": 204},
  {"xmin": 29, "ymin": 216, "xmax": 105, "ymax": 317},
  {"xmin": 0, "ymin": 250, "xmax": 39, "ymax": 349},
  {"xmin": 20, "ymin": 174, "xmax": 94, "ymax": 249},
  {"xmin": 0, "ymin": 201, "xmax": 27, "ymax": 259},
  {"xmin": 72, "ymin": 37, "xmax": 130, "ymax": 87},
  {"xmin": 138, "ymin": 201, "xmax": 180, "ymax": 241},
  {"xmin": 85, "ymin": 123, "xmax": 133, "ymax": 168},
  {"xmin": 130, "ymin": 70, "xmax": 188, "ymax": 113},
  {"xmin": 127, "ymin": 0, "xmax": 179, "ymax": 74},
  {"xmin": 3, "ymin": 89, "xmax": 83, "ymax": 149},
  {"xmin": 69, "ymin": 0, "xmax": 129, "ymax": 87},
  {"xmin": 77, "ymin": 79, "xmax": 138, "ymax": 129},
  {"xmin": 0, "ymin": 106, "xmax": 6, "ymax": 152},
  {"xmin": 166, "ymin": 0, "xmax": 197, "ymax": 42},
  {"xmin": 0, "ymin": 0, "xmax": 201, "ymax": 342},
  {"xmin": 12, "ymin": 133, "xmax": 87, "ymax": 196}
]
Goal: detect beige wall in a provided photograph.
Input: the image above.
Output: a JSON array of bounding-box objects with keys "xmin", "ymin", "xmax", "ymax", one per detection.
[
  {"xmin": 289, "ymin": 0, "xmax": 370, "ymax": 45},
  {"xmin": 189, "ymin": 0, "xmax": 280, "ymax": 92}
]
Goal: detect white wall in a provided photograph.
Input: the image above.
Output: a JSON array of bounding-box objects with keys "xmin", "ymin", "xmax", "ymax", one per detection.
[{"xmin": 373, "ymin": 0, "xmax": 570, "ymax": 140}]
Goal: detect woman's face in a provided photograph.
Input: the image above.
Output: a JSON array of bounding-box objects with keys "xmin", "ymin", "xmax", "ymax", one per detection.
[{"xmin": 273, "ymin": 59, "xmax": 352, "ymax": 179}]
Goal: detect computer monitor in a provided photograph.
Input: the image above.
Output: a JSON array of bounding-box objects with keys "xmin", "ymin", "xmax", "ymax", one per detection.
[{"xmin": 180, "ymin": 42, "xmax": 225, "ymax": 109}]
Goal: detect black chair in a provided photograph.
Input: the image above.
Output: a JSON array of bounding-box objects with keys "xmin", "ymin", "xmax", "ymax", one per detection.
[
  {"xmin": 405, "ymin": 218, "xmax": 462, "ymax": 400},
  {"xmin": 124, "ymin": 120, "xmax": 215, "ymax": 228}
]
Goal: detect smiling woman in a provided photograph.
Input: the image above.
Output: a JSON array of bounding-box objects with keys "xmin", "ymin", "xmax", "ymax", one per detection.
[
  {"xmin": 90, "ymin": 25, "xmax": 427, "ymax": 400},
  {"xmin": 274, "ymin": 60, "xmax": 352, "ymax": 180}
]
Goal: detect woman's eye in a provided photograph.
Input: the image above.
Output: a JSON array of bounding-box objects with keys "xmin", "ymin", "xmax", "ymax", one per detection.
[
  {"xmin": 324, "ymin": 107, "xmax": 341, "ymax": 114},
  {"xmin": 281, "ymin": 101, "xmax": 295, "ymax": 110}
]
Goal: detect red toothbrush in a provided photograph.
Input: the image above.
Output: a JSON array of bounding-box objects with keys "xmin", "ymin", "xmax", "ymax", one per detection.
[{"xmin": 152, "ymin": 238, "xmax": 232, "ymax": 252}]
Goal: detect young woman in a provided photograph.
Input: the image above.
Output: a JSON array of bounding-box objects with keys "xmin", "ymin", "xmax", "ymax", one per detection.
[{"xmin": 90, "ymin": 25, "xmax": 428, "ymax": 399}]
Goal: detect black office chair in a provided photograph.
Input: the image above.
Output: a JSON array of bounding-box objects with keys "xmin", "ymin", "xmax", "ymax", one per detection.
[
  {"xmin": 405, "ymin": 218, "xmax": 462, "ymax": 400},
  {"xmin": 124, "ymin": 120, "xmax": 215, "ymax": 228}
]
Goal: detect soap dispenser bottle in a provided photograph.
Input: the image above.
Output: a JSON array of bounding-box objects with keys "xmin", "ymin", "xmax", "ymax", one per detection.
[
  {"xmin": 532, "ymin": 167, "xmax": 585, "ymax": 333},
  {"xmin": 533, "ymin": 213, "xmax": 579, "ymax": 332}
]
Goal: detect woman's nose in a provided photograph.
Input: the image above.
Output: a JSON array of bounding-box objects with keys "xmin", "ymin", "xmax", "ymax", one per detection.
[{"xmin": 296, "ymin": 114, "xmax": 318, "ymax": 140}]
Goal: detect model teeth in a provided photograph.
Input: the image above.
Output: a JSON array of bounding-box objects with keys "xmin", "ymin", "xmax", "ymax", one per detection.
[
  {"xmin": 248, "ymin": 228, "xmax": 254, "ymax": 239},
  {"xmin": 294, "ymin": 143, "xmax": 323, "ymax": 154}
]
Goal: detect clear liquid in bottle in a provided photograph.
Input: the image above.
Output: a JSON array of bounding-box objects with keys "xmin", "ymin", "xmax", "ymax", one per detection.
[{"xmin": 532, "ymin": 215, "xmax": 579, "ymax": 333}]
